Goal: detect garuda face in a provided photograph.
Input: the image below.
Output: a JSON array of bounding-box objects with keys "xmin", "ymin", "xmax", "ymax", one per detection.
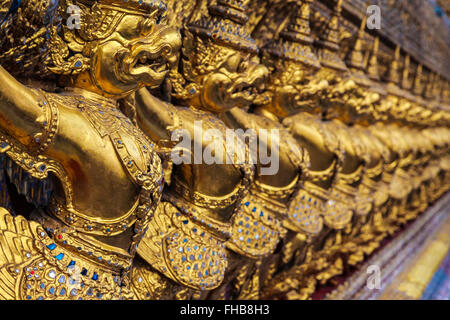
[
  {"xmin": 52, "ymin": 0, "xmax": 182, "ymax": 98},
  {"xmin": 263, "ymin": 59, "xmax": 329, "ymax": 117},
  {"xmin": 201, "ymin": 46, "xmax": 267, "ymax": 112},
  {"xmin": 170, "ymin": 35, "xmax": 268, "ymax": 113},
  {"xmin": 104, "ymin": 15, "xmax": 182, "ymax": 94}
]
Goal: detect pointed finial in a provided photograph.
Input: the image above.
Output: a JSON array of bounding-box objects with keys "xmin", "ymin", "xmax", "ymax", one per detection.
[
  {"xmin": 424, "ymin": 72, "xmax": 436, "ymax": 99},
  {"xmin": 412, "ymin": 64, "xmax": 423, "ymax": 96},
  {"xmin": 316, "ymin": 0, "xmax": 347, "ymax": 71},
  {"xmin": 265, "ymin": 0, "xmax": 320, "ymax": 68},
  {"xmin": 401, "ymin": 55, "xmax": 410, "ymax": 90},
  {"xmin": 386, "ymin": 45, "xmax": 401, "ymax": 85},
  {"xmin": 425, "ymin": 71, "xmax": 438, "ymax": 99},
  {"xmin": 345, "ymin": 16, "xmax": 367, "ymax": 71},
  {"xmin": 432, "ymin": 74, "xmax": 442, "ymax": 99},
  {"xmin": 367, "ymin": 37, "xmax": 380, "ymax": 81}
]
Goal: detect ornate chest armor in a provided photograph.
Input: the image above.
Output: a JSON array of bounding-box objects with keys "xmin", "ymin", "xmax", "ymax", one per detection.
[{"xmin": 0, "ymin": 89, "xmax": 164, "ymax": 300}]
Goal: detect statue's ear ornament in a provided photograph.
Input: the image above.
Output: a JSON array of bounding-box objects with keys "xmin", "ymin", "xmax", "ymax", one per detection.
[{"xmin": 47, "ymin": 24, "xmax": 91, "ymax": 75}]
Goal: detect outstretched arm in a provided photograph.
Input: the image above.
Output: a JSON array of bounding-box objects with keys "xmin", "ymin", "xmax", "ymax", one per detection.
[
  {"xmin": 0, "ymin": 65, "xmax": 46, "ymax": 147},
  {"xmin": 134, "ymin": 87, "xmax": 178, "ymax": 144}
]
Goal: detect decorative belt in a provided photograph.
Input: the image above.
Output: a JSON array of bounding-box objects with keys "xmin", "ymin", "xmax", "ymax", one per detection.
[
  {"xmin": 171, "ymin": 163, "xmax": 253, "ymax": 210},
  {"xmin": 334, "ymin": 164, "xmax": 364, "ymax": 186},
  {"xmin": 253, "ymin": 175, "xmax": 299, "ymax": 202},
  {"xmin": 163, "ymin": 192, "xmax": 232, "ymax": 240},
  {"xmin": 333, "ymin": 182, "xmax": 358, "ymax": 199},
  {"xmin": 48, "ymin": 196, "xmax": 140, "ymax": 237},
  {"xmin": 384, "ymin": 160, "xmax": 398, "ymax": 174},
  {"xmin": 247, "ymin": 174, "xmax": 300, "ymax": 221},
  {"xmin": 306, "ymin": 159, "xmax": 337, "ymax": 184},
  {"xmin": 366, "ymin": 161, "xmax": 384, "ymax": 179},
  {"xmin": 398, "ymin": 153, "xmax": 413, "ymax": 168}
]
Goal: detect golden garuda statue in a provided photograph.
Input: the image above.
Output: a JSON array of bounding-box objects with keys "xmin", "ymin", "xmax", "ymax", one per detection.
[
  {"xmin": 0, "ymin": 0, "xmax": 181, "ymax": 300},
  {"xmin": 0, "ymin": 0, "xmax": 448, "ymax": 300}
]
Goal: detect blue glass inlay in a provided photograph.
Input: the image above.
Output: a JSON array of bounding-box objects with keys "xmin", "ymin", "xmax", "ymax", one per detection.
[{"xmin": 54, "ymin": 253, "xmax": 64, "ymax": 260}]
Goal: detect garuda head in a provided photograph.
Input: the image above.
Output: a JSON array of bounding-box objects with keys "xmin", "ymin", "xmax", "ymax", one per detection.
[
  {"xmin": 168, "ymin": 0, "xmax": 268, "ymax": 113},
  {"xmin": 1, "ymin": 0, "xmax": 182, "ymax": 98}
]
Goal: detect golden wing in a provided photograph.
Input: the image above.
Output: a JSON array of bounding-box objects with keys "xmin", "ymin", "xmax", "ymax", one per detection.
[{"xmin": 0, "ymin": 207, "xmax": 45, "ymax": 299}]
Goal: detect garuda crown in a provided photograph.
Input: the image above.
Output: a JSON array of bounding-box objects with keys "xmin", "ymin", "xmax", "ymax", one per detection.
[
  {"xmin": 75, "ymin": 0, "xmax": 167, "ymax": 17},
  {"xmin": 188, "ymin": 0, "xmax": 258, "ymax": 53}
]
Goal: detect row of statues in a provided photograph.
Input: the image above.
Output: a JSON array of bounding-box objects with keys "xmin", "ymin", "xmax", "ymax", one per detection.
[{"xmin": 0, "ymin": 0, "xmax": 448, "ymax": 300}]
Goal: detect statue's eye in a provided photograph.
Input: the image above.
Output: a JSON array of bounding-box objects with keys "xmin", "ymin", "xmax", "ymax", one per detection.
[
  {"xmin": 140, "ymin": 18, "xmax": 156, "ymax": 36},
  {"xmin": 237, "ymin": 60, "xmax": 249, "ymax": 73},
  {"xmin": 224, "ymin": 54, "xmax": 241, "ymax": 72}
]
